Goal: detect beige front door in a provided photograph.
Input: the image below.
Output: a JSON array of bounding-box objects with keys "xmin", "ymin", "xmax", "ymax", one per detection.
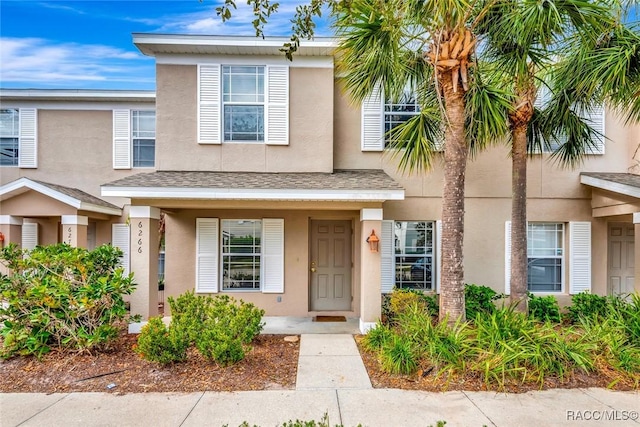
[
  {"xmin": 608, "ymin": 222, "xmax": 635, "ymax": 296},
  {"xmin": 310, "ymin": 220, "xmax": 352, "ymax": 311}
]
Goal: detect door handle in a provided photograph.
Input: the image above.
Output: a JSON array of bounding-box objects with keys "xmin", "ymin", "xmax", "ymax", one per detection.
[
  {"xmin": 310, "ymin": 261, "xmax": 316, "ymax": 273},
  {"xmin": 311, "ymin": 267, "xmax": 317, "ymax": 273}
]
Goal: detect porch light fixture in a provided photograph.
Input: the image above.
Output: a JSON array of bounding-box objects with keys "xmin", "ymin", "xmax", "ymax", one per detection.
[{"xmin": 366, "ymin": 229, "xmax": 380, "ymax": 253}]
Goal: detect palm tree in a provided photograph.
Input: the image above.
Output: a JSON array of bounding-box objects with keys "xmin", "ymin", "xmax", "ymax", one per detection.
[
  {"xmin": 332, "ymin": 0, "xmax": 511, "ymax": 323},
  {"xmin": 478, "ymin": 0, "xmax": 640, "ymax": 311}
]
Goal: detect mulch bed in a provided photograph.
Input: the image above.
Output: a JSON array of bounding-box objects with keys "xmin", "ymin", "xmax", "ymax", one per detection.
[{"xmin": 0, "ymin": 334, "xmax": 300, "ymax": 394}]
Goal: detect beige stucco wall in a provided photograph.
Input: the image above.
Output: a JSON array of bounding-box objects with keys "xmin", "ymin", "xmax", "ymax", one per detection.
[
  {"xmin": 333, "ymin": 80, "xmax": 638, "ymax": 297},
  {"xmin": 155, "ymin": 64, "xmax": 334, "ymax": 173},
  {"xmin": 0, "ymin": 109, "xmax": 147, "ymax": 210},
  {"xmin": 163, "ymin": 207, "xmax": 364, "ymax": 317}
]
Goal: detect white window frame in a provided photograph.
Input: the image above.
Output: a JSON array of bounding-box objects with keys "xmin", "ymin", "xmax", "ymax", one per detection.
[
  {"xmin": 222, "ymin": 66, "xmax": 266, "ymax": 143},
  {"xmin": 527, "ymin": 222, "xmax": 565, "ymax": 293},
  {"xmin": 131, "ymin": 110, "xmax": 156, "ymax": 168},
  {"xmin": 113, "ymin": 109, "xmax": 156, "ymax": 169},
  {"xmin": 393, "ymin": 220, "xmax": 436, "ymax": 292},
  {"xmin": 0, "ymin": 108, "xmax": 19, "ymax": 167},
  {"xmin": 384, "ymin": 89, "xmax": 421, "ymax": 147},
  {"xmin": 196, "ymin": 217, "xmax": 284, "ymax": 294},
  {"xmin": 198, "ymin": 64, "xmax": 288, "ymax": 146},
  {"xmin": 221, "ymin": 219, "xmax": 262, "ymax": 291}
]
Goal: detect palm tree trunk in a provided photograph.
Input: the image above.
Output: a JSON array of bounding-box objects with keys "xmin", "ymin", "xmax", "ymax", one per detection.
[
  {"xmin": 510, "ymin": 125, "xmax": 529, "ymax": 312},
  {"xmin": 439, "ymin": 72, "xmax": 468, "ymax": 325}
]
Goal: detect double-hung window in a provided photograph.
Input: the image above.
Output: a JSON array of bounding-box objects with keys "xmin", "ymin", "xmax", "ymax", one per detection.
[
  {"xmin": 132, "ymin": 110, "xmax": 155, "ymax": 167},
  {"xmin": 384, "ymin": 89, "xmax": 420, "ymax": 147},
  {"xmin": 222, "ymin": 220, "xmax": 262, "ymax": 290},
  {"xmin": 0, "ymin": 109, "xmax": 19, "ymax": 166},
  {"xmin": 393, "ymin": 221, "xmax": 434, "ymax": 290},
  {"xmin": 527, "ymin": 223, "xmax": 564, "ymax": 292},
  {"xmin": 223, "ymin": 66, "xmax": 265, "ymax": 142},
  {"xmin": 113, "ymin": 109, "xmax": 155, "ymax": 169}
]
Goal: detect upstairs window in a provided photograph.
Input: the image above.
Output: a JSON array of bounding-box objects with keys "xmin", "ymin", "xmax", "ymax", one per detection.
[
  {"xmin": 0, "ymin": 109, "xmax": 19, "ymax": 166},
  {"xmin": 384, "ymin": 89, "xmax": 420, "ymax": 147},
  {"xmin": 132, "ymin": 110, "xmax": 155, "ymax": 167},
  {"xmin": 222, "ymin": 66, "xmax": 265, "ymax": 142}
]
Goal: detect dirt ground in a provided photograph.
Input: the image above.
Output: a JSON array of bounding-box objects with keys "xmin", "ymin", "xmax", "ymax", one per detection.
[{"xmin": 1, "ymin": 333, "xmax": 637, "ymax": 394}]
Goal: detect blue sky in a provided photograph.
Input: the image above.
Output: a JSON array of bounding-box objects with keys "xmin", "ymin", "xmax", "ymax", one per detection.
[{"xmin": 0, "ymin": 0, "xmax": 332, "ymax": 90}]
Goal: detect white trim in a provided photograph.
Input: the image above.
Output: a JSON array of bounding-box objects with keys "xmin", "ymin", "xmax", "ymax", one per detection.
[
  {"xmin": 0, "ymin": 215, "xmax": 23, "ymax": 225},
  {"xmin": 1, "ymin": 89, "xmax": 155, "ymax": 100},
  {"xmin": 1, "ymin": 101, "xmax": 155, "ymax": 111},
  {"xmin": 580, "ymin": 175, "xmax": 640, "ymax": 199},
  {"xmin": 360, "ymin": 208, "xmax": 383, "ymax": 221},
  {"xmin": 129, "ymin": 206, "xmax": 161, "ymax": 220},
  {"xmin": 61, "ymin": 215, "xmax": 89, "ymax": 226},
  {"xmin": 155, "ymin": 54, "xmax": 333, "ymax": 68},
  {"xmin": 133, "ymin": 33, "xmax": 336, "ymax": 48},
  {"xmin": 0, "ymin": 177, "xmax": 122, "ymax": 216},
  {"xmin": 633, "ymin": 212, "xmax": 640, "ymax": 224},
  {"xmin": 22, "ymin": 223, "xmax": 38, "ymax": 250},
  {"xmin": 359, "ymin": 319, "xmax": 377, "ymax": 334},
  {"xmin": 101, "ymin": 186, "xmax": 405, "ymax": 201}
]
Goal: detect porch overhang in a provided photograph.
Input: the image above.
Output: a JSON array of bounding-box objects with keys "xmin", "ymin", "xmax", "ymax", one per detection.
[
  {"xmin": 101, "ymin": 170, "xmax": 405, "ymax": 202},
  {"xmin": 581, "ymin": 172, "xmax": 640, "ymax": 199},
  {"xmin": 0, "ymin": 177, "xmax": 122, "ymax": 216}
]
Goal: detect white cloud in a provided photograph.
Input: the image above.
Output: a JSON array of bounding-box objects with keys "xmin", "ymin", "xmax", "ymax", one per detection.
[{"xmin": 0, "ymin": 37, "xmax": 154, "ymax": 88}]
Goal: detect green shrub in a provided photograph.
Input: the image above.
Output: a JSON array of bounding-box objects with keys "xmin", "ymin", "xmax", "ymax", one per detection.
[
  {"xmin": 379, "ymin": 334, "xmax": 419, "ymax": 374},
  {"xmin": 528, "ymin": 293, "xmax": 561, "ymax": 323},
  {"xmin": 135, "ymin": 317, "xmax": 189, "ymax": 364},
  {"xmin": 168, "ymin": 291, "xmax": 210, "ymax": 344},
  {"xmin": 361, "ymin": 322, "xmax": 393, "ymax": 351},
  {"xmin": 0, "ymin": 243, "xmax": 136, "ymax": 358},
  {"xmin": 465, "ymin": 284, "xmax": 499, "ymax": 321},
  {"xmin": 567, "ymin": 292, "xmax": 608, "ymax": 323}
]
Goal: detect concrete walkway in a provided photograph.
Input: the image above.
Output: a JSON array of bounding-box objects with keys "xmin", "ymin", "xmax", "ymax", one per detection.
[{"xmin": 1, "ymin": 333, "xmax": 639, "ymax": 427}]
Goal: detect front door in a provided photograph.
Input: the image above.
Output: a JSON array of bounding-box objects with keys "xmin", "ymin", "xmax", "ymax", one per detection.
[
  {"xmin": 310, "ymin": 220, "xmax": 352, "ymax": 311},
  {"xmin": 608, "ymin": 222, "xmax": 635, "ymax": 296}
]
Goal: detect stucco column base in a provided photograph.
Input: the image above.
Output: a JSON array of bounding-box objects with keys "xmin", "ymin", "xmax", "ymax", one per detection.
[
  {"xmin": 129, "ymin": 207, "xmax": 160, "ymax": 319},
  {"xmin": 360, "ymin": 209, "xmax": 383, "ymax": 334},
  {"xmin": 61, "ymin": 216, "xmax": 88, "ymax": 248}
]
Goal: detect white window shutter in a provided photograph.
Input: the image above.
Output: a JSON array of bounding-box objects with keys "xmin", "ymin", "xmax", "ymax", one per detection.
[
  {"xmin": 436, "ymin": 220, "xmax": 442, "ymax": 293},
  {"xmin": 586, "ymin": 104, "xmax": 605, "ymax": 154},
  {"xmin": 261, "ymin": 218, "xmax": 285, "ymax": 293},
  {"xmin": 113, "ymin": 109, "xmax": 131, "ymax": 169},
  {"xmin": 266, "ymin": 66, "xmax": 289, "ymax": 145},
  {"xmin": 196, "ymin": 218, "xmax": 219, "ymax": 293},
  {"xmin": 361, "ymin": 85, "xmax": 384, "ymax": 151},
  {"xmin": 569, "ymin": 221, "xmax": 591, "ymax": 294},
  {"xmin": 505, "ymin": 221, "xmax": 511, "ymax": 295},
  {"xmin": 198, "ymin": 64, "xmax": 221, "ymax": 144},
  {"xmin": 381, "ymin": 220, "xmax": 394, "ymax": 293},
  {"xmin": 18, "ymin": 108, "xmax": 37, "ymax": 168},
  {"xmin": 21, "ymin": 223, "xmax": 38, "ymax": 250},
  {"xmin": 111, "ymin": 224, "xmax": 130, "ymax": 275}
]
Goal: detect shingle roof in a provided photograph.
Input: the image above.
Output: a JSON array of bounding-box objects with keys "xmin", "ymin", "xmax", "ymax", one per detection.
[
  {"xmin": 103, "ymin": 170, "xmax": 403, "ymax": 191},
  {"xmin": 101, "ymin": 170, "xmax": 404, "ymax": 201},
  {"xmin": 30, "ymin": 180, "xmax": 120, "ymax": 209},
  {"xmin": 581, "ymin": 172, "xmax": 640, "ymax": 188}
]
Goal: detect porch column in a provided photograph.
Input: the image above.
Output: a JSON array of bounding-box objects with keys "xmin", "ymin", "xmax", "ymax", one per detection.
[
  {"xmin": 61, "ymin": 215, "xmax": 88, "ymax": 248},
  {"xmin": 129, "ymin": 206, "xmax": 160, "ymax": 319},
  {"xmin": 633, "ymin": 213, "xmax": 640, "ymax": 293},
  {"xmin": 0, "ymin": 216, "xmax": 23, "ymax": 248},
  {"xmin": 360, "ymin": 208, "xmax": 383, "ymax": 333}
]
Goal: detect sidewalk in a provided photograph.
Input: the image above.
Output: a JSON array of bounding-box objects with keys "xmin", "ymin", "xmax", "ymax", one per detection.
[{"xmin": 1, "ymin": 335, "xmax": 639, "ymax": 427}]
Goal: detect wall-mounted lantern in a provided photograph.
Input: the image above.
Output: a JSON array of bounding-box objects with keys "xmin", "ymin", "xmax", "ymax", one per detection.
[{"xmin": 366, "ymin": 229, "xmax": 380, "ymax": 253}]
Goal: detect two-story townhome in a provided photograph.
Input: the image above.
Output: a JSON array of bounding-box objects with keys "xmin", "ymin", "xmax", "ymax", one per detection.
[{"xmin": 1, "ymin": 34, "xmax": 639, "ymax": 333}]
